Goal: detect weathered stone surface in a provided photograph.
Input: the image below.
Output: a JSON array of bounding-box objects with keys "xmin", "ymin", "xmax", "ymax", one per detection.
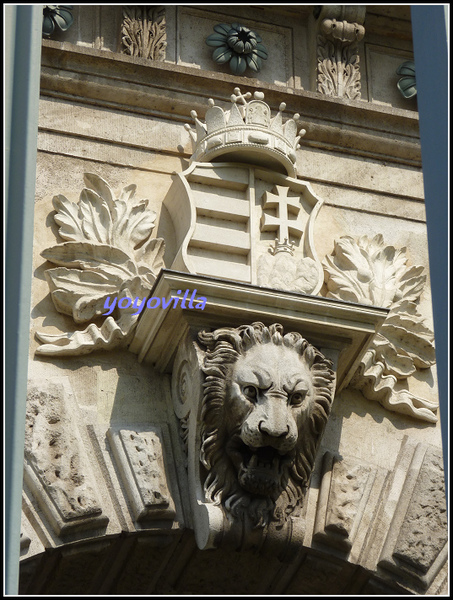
[
  {"xmin": 313, "ymin": 451, "xmax": 380, "ymax": 552},
  {"xmin": 107, "ymin": 426, "xmax": 177, "ymax": 523},
  {"xmin": 24, "ymin": 378, "xmax": 108, "ymax": 536},
  {"xmin": 19, "ymin": 4, "xmax": 446, "ymax": 595},
  {"xmin": 373, "ymin": 441, "xmax": 448, "ymax": 591},
  {"xmin": 392, "ymin": 446, "xmax": 447, "ymax": 576}
]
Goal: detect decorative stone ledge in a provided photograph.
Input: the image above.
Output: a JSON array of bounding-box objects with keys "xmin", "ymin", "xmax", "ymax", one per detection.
[
  {"xmin": 129, "ymin": 269, "xmax": 388, "ymax": 391},
  {"xmin": 40, "ymin": 40, "xmax": 422, "ymax": 167}
]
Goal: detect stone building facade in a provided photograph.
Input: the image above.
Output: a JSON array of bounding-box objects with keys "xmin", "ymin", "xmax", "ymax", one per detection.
[{"xmin": 19, "ymin": 5, "xmax": 447, "ymax": 595}]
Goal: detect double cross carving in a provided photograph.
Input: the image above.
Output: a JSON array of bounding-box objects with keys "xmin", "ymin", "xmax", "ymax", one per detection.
[{"xmin": 260, "ymin": 185, "xmax": 304, "ymax": 253}]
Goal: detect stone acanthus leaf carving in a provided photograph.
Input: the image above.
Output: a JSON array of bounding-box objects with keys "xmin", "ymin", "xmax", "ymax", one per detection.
[
  {"xmin": 36, "ymin": 173, "xmax": 165, "ymax": 356},
  {"xmin": 24, "ymin": 379, "xmax": 108, "ymax": 536},
  {"xmin": 323, "ymin": 235, "xmax": 437, "ymax": 422},
  {"xmin": 317, "ymin": 36, "xmax": 361, "ymax": 99},
  {"xmin": 121, "ymin": 6, "xmax": 166, "ymax": 61},
  {"xmin": 316, "ymin": 6, "xmax": 366, "ymax": 100},
  {"xmin": 197, "ymin": 322, "xmax": 336, "ymax": 535}
]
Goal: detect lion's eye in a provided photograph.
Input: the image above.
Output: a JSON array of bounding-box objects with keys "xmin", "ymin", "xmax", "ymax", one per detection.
[
  {"xmin": 243, "ymin": 385, "xmax": 258, "ymax": 401},
  {"xmin": 290, "ymin": 391, "xmax": 306, "ymax": 406}
]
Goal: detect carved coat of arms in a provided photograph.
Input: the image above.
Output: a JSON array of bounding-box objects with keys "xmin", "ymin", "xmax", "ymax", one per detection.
[{"xmin": 163, "ymin": 89, "xmax": 324, "ymax": 295}]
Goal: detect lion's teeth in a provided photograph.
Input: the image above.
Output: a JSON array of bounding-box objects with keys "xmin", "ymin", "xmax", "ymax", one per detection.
[{"xmin": 249, "ymin": 453, "xmax": 258, "ymax": 468}]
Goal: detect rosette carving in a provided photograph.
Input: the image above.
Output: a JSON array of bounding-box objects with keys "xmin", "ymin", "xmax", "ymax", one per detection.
[
  {"xmin": 206, "ymin": 22, "xmax": 268, "ymax": 75},
  {"xmin": 323, "ymin": 235, "xmax": 437, "ymax": 422},
  {"xmin": 36, "ymin": 173, "xmax": 165, "ymax": 356}
]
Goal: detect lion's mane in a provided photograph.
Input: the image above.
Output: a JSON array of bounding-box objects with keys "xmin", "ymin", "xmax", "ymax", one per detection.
[{"xmin": 197, "ymin": 322, "xmax": 336, "ymax": 527}]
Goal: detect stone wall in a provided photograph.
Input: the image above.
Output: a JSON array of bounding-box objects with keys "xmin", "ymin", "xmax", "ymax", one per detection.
[{"xmin": 20, "ymin": 5, "xmax": 447, "ymax": 595}]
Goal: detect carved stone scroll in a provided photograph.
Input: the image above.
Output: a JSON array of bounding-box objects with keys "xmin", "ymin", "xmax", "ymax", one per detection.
[
  {"xmin": 315, "ymin": 6, "xmax": 366, "ymax": 100},
  {"xmin": 323, "ymin": 234, "xmax": 437, "ymax": 422},
  {"xmin": 121, "ymin": 6, "xmax": 166, "ymax": 61}
]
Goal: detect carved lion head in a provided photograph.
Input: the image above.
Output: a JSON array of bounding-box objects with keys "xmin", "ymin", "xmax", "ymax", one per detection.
[{"xmin": 198, "ymin": 322, "xmax": 336, "ymax": 527}]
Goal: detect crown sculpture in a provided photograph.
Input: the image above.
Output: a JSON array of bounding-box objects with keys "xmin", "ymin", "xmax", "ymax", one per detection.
[{"xmin": 185, "ymin": 88, "xmax": 306, "ymax": 177}]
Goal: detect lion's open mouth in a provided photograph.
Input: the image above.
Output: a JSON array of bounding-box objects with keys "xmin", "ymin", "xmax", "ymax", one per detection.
[{"xmin": 227, "ymin": 440, "xmax": 293, "ymax": 497}]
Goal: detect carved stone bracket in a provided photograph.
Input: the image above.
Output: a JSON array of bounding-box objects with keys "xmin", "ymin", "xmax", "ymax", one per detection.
[
  {"xmin": 315, "ymin": 6, "xmax": 366, "ymax": 100},
  {"xmin": 171, "ymin": 322, "xmax": 337, "ymax": 554},
  {"xmin": 107, "ymin": 425, "xmax": 178, "ymax": 524},
  {"xmin": 24, "ymin": 378, "xmax": 108, "ymax": 537},
  {"xmin": 130, "ymin": 269, "xmax": 388, "ymax": 552},
  {"xmin": 129, "ymin": 269, "xmax": 388, "ymax": 388},
  {"xmin": 376, "ymin": 440, "xmax": 448, "ymax": 591}
]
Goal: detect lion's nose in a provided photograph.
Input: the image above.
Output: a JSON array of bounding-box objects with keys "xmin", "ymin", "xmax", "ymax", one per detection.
[{"xmin": 258, "ymin": 420, "xmax": 290, "ymax": 439}]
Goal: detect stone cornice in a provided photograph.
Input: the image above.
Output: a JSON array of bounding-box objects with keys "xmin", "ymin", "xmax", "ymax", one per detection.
[
  {"xmin": 129, "ymin": 269, "xmax": 389, "ymax": 392},
  {"xmin": 40, "ymin": 41, "xmax": 421, "ymax": 167}
]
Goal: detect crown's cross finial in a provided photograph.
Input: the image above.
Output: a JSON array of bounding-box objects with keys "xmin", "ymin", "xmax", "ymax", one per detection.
[
  {"xmin": 230, "ymin": 88, "xmax": 252, "ymax": 120},
  {"xmin": 260, "ymin": 186, "xmax": 304, "ymax": 254},
  {"xmin": 231, "ymin": 87, "xmax": 252, "ymax": 106},
  {"xmin": 184, "ymin": 87, "xmax": 305, "ymax": 177}
]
